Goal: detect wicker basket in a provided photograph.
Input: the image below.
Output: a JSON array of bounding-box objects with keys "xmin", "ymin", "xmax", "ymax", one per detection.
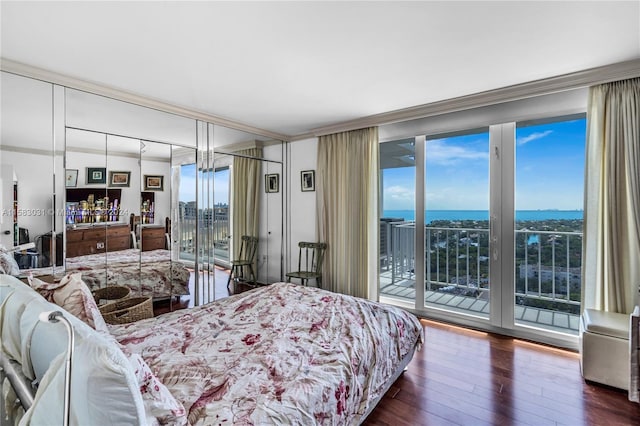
[
  {"xmin": 92, "ymin": 286, "xmax": 131, "ymax": 306},
  {"xmin": 99, "ymin": 297, "xmax": 153, "ymax": 324}
]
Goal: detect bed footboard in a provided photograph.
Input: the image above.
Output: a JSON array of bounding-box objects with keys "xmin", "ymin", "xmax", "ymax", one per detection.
[{"xmin": 0, "ymin": 353, "xmax": 35, "ymax": 412}]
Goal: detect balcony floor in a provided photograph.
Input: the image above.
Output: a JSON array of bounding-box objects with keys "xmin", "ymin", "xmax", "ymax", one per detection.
[{"xmin": 380, "ymin": 275, "xmax": 579, "ymax": 335}]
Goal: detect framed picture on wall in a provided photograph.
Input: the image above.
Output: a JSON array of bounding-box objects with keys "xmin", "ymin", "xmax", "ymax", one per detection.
[
  {"xmin": 86, "ymin": 167, "xmax": 106, "ymax": 184},
  {"xmin": 301, "ymin": 170, "xmax": 315, "ymax": 192},
  {"xmin": 65, "ymin": 169, "xmax": 78, "ymax": 188},
  {"xmin": 265, "ymin": 173, "xmax": 279, "ymax": 193},
  {"xmin": 144, "ymin": 175, "xmax": 164, "ymax": 191},
  {"xmin": 109, "ymin": 171, "xmax": 131, "ymax": 187}
]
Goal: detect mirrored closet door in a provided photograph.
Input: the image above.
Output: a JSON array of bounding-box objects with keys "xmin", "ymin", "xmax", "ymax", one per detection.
[
  {"xmin": 209, "ymin": 124, "xmax": 285, "ymax": 288},
  {"xmin": 63, "ymin": 87, "xmax": 198, "ymax": 302},
  {"xmin": 0, "ymin": 71, "xmax": 63, "ymax": 276},
  {"xmin": 1, "ymin": 70, "xmax": 286, "ymax": 307}
]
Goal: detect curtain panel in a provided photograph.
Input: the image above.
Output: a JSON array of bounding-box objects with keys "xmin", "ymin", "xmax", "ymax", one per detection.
[
  {"xmin": 583, "ymin": 77, "xmax": 640, "ymax": 314},
  {"xmin": 316, "ymin": 127, "xmax": 379, "ymax": 299},
  {"xmin": 231, "ymin": 148, "xmax": 262, "ymax": 262}
]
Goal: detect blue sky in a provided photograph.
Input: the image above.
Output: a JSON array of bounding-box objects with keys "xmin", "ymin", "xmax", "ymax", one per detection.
[
  {"xmin": 179, "ymin": 119, "xmax": 586, "ymax": 210},
  {"xmin": 383, "ymin": 118, "xmax": 586, "ymax": 211},
  {"xmin": 179, "ymin": 164, "xmax": 230, "ymax": 204}
]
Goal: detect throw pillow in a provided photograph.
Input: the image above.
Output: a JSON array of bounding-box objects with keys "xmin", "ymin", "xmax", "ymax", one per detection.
[{"xmin": 28, "ymin": 272, "xmax": 109, "ymax": 334}]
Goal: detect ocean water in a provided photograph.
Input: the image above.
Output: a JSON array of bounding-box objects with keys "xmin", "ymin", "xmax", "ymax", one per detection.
[{"xmin": 382, "ymin": 210, "xmax": 583, "ymax": 223}]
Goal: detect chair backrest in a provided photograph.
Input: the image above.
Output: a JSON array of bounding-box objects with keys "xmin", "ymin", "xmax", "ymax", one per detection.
[
  {"xmin": 238, "ymin": 236, "xmax": 259, "ymax": 261},
  {"xmin": 129, "ymin": 213, "xmax": 141, "ymax": 232},
  {"xmin": 296, "ymin": 242, "xmax": 327, "ymax": 274}
]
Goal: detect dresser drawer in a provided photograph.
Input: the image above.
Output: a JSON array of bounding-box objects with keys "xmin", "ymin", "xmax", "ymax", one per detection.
[
  {"xmin": 66, "ymin": 229, "xmax": 84, "ymax": 242},
  {"xmin": 107, "ymin": 235, "xmax": 130, "ymax": 252},
  {"xmin": 67, "ymin": 241, "xmax": 105, "ymax": 257},
  {"xmin": 141, "ymin": 226, "xmax": 166, "ymax": 251},
  {"xmin": 107, "ymin": 224, "xmax": 131, "ymax": 238},
  {"xmin": 82, "ymin": 227, "xmax": 107, "ymax": 241}
]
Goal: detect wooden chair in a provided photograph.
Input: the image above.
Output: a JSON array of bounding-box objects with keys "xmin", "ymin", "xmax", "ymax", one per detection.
[
  {"xmin": 165, "ymin": 217, "xmax": 171, "ymax": 249},
  {"xmin": 226, "ymin": 236, "xmax": 259, "ymax": 290},
  {"xmin": 286, "ymin": 242, "xmax": 327, "ymax": 287},
  {"xmin": 129, "ymin": 214, "xmax": 141, "ymax": 248}
]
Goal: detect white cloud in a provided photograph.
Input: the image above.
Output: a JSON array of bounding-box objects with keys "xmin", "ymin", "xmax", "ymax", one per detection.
[
  {"xmin": 426, "ymin": 139, "xmax": 488, "ymax": 165},
  {"xmin": 517, "ymin": 130, "xmax": 553, "ymax": 146},
  {"xmin": 383, "ymin": 185, "xmax": 415, "ymax": 210}
]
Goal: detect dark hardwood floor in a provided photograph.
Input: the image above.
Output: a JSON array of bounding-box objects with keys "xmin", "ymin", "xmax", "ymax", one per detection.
[
  {"xmin": 364, "ymin": 319, "xmax": 640, "ymax": 426},
  {"xmin": 155, "ymin": 272, "xmax": 640, "ymax": 425}
]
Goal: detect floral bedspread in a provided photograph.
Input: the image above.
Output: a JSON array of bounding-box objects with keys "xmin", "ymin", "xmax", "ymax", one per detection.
[
  {"xmin": 65, "ymin": 249, "xmax": 190, "ymax": 298},
  {"xmin": 110, "ymin": 282, "xmax": 424, "ymax": 425}
]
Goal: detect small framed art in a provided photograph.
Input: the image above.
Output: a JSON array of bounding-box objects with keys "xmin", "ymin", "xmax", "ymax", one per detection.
[
  {"xmin": 109, "ymin": 171, "xmax": 131, "ymax": 187},
  {"xmin": 144, "ymin": 175, "xmax": 164, "ymax": 191},
  {"xmin": 265, "ymin": 173, "xmax": 279, "ymax": 193},
  {"xmin": 86, "ymin": 167, "xmax": 106, "ymax": 184},
  {"xmin": 65, "ymin": 169, "xmax": 78, "ymax": 188},
  {"xmin": 301, "ymin": 170, "xmax": 315, "ymax": 192}
]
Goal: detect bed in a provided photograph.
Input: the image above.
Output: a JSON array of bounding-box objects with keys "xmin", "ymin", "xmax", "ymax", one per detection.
[
  {"xmin": 66, "ymin": 248, "xmax": 191, "ymax": 299},
  {"xmin": 0, "ymin": 274, "xmax": 424, "ymax": 425},
  {"xmin": 18, "ymin": 248, "xmax": 191, "ymax": 300}
]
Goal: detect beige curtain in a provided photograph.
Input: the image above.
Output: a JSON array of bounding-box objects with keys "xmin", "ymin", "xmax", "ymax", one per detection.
[
  {"xmin": 231, "ymin": 148, "xmax": 262, "ymax": 260},
  {"xmin": 583, "ymin": 77, "xmax": 640, "ymax": 314},
  {"xmin": 317, "ymin": 127, "xmax": 379, "ymax": 299}
]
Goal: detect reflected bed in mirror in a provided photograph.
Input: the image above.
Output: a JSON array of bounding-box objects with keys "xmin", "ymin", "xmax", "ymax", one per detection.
[
  {"xmin": 56, "ymin": 129, "xmax": 193, "ymax": 301},
  {"xmin": 20, "ymin": 219, "xmax": 190, "ymax": 301}
]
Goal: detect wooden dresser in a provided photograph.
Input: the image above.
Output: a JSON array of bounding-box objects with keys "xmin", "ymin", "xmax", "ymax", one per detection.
[
  {"xmin": 66, "ymin": 224, "xmax": 131, "ymax": 257},
  {"xmin": 140, "ymin": 225, "xmax": 166, "ymax": 251}
]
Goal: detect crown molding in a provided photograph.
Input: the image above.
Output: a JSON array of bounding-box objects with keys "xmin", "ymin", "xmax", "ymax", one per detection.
[
  {"xmin": 291, "ymin": 58, "xmax": 640, "ymax": 141},
  {"xmin": 0, "ymin": 144, "xmax": 64, "ymax": 157},
  {"xmin": 0, "ymin": 58, "xmax": 290, "ymax": 142}
]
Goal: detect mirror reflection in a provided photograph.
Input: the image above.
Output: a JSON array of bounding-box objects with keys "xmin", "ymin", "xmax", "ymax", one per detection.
[
  {"xmin": 0, "ymin": 71, "xmax": 60, "ymax": 277},
  {"xmin": 64, "ymin": 129, "xmax": 194, "ymax": 303},
  {"xmin": 209, "ymin": 146, "xmax": 284, "ymax": 292},
  {"xmin": 1, "ymin": 70, "xmax": 286, "ymax": 309}
]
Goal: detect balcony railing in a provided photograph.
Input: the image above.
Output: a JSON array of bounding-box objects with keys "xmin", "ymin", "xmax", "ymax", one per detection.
[
  {"xmin": 177, "ymin": 210, "xmax": 230, "ymax": 263},
  {"xmin": 380, "ymin": 221, "xmax": 582, "ymax": 332}
]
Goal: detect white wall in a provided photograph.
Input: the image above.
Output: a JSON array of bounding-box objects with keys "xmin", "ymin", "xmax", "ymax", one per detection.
[
  {"xmin": 287, "ymin": 137, "xmax": 318, "ymax": 280},
  {"xmin": 65, "ymin": 151, "xmax": 171, "ymax": 226},
  {"xmin": 66, "ymin": 151, "xmax": 138, "ymax": 223},
  {"xmin": 140, "ymin": 159, "xmax": 172, "ymax": 226},
  {"xmin": 1, "ymin": 150, "xmax": 56, "ymax": 241}
]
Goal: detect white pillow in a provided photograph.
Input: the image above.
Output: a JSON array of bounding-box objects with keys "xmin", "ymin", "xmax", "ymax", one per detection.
[
  {"xmin": 21, "ymin": 295, "xmax": 148, "ymax": 425},
  {"xmin": 21, "ymin": 327, "xmax": 147, "ymax": 426},
  {"xmin": 0, "ymin": 287, "xmax": 40, "ymax": 362}
]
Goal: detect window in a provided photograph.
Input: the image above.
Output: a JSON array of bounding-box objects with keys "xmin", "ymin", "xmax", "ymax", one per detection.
[
  {"xmin": 514, "ymin": 116, "xmax": 586, "ymax": 334},
  {"xmin": 378, "ymin": 91, "xmax": 587, "ymax": 348}
]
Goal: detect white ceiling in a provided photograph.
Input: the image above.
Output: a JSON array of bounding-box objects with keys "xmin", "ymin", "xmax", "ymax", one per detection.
[{"xmin": 1, "ymin": 1, "xmax": 639, "ymax": 138}]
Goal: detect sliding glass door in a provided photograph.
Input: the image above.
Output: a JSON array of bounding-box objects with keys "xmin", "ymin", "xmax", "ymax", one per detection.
[
  {"xmin": 513, "ymin": 116, "xmax": 586, "ymax": 335},
  {"xmin": 424, "ymin": 129, "xmax": 491, "ymax": 318},
  {"xmin": 379, "ymin": 139, "xmax": 416, "ymax": 302},
  {"xmin": 213, "ymin": 166, "xmax": 230, "ymax": 265},
  {"xmin": 379, "ymin": 114, "xmax": 586, "ymax": 345}
]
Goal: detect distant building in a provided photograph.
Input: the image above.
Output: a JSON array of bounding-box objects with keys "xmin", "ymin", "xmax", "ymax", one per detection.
[{"xmin": 519, "ymin": 264, "xmax": 581, "ymax": 285}]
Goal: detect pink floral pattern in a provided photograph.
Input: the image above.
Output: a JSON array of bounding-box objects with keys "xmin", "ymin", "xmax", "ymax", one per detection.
[
  {"xmin": 127, "ymin": 353, "xmax": 187, "ymax": 425},
  {"xmin": 109, "ymin": 282, "xmax": 424, "ymax": 425}
]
